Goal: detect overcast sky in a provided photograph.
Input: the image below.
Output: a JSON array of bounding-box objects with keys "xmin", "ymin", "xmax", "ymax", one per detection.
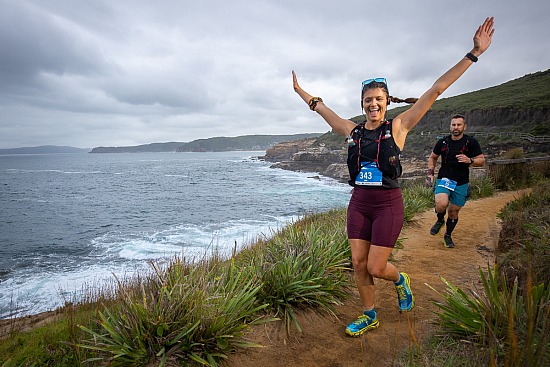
[{"xmin": 1, "ymin": 0, "xmax": 549, "ymax": 149}]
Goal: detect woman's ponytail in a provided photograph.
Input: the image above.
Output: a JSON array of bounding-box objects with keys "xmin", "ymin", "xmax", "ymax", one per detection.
[{"xmin": 389, "ymin": 96, "xmax": 418, "ymax": 104}]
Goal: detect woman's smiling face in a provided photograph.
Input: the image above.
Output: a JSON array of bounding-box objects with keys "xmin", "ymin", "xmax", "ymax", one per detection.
[{"xmin": 362, "ymin": 87, "xmax": 388, "ymax": 122}]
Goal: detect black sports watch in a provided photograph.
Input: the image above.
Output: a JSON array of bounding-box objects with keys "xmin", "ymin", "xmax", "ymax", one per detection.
[{"xmin": 469, "ymin": 158, "xmax": 475, "ymax": 165}]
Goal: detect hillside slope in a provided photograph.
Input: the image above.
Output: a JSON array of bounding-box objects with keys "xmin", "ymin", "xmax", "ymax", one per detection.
[{"xmin": 386, "ymin": 69, "xmax": 550, "ymax": 134}]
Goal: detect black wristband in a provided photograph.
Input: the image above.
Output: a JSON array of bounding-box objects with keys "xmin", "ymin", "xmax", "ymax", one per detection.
[{"xmin": 465, "ymin": 52, "xmax": 478, "ymax": 63}]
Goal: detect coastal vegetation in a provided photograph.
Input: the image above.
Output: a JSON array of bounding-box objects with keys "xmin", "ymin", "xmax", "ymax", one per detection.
[{"xmin": 2, "ymin": 170, "xmax": 549, "ymax": 366}]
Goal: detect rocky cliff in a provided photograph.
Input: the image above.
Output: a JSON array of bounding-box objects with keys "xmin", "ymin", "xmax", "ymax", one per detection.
[
  {"xmin": 261, "ymin": 138, "xmax": 428, "ymax": 183},
  {"xmin": 262, "ymin": 138, "xmax": 347, "ymax": 181}
]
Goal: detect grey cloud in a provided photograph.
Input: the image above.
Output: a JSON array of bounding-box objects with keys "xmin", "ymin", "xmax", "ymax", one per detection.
[
  {"xmin": 1, "ymin": 0, "xmax": 549, "ymax": 149},
  {"xmin": 0, "ymin": 2, "xmax": 109, "ymax": 89}
]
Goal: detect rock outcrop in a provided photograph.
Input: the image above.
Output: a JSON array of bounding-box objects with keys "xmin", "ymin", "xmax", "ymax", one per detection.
[
  {"xmin": 262, "ymin": 138, "xmax": 318, "ymax": 161},
  {"xmin": 261, "ymin": 139, "xmax": 428, "ymax": 183},
  {"xmin": 262, "ymin": 138, "xmax": 349, "ymax": 182}
]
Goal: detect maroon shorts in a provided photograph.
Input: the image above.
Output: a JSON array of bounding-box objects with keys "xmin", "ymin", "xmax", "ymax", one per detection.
[{"xmin": 347, "ymin": 187, "xmax": 404, "ymax": 248}]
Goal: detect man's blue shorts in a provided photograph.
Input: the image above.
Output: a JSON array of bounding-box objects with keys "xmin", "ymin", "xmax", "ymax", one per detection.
[{"xmin": 434, "ymin": 179, "xmax": 470, "ymax": 207}]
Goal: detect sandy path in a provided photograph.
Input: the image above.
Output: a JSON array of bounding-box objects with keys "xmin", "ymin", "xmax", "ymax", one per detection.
[{"xmin": 228, "ymin": 190, "xmax": 528, "ymax": 367}]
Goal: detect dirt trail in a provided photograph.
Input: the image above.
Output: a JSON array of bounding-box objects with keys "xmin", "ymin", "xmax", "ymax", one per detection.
[{"xmin": 228, "ymin": 190, "xmax": 529, "ymax": 367}]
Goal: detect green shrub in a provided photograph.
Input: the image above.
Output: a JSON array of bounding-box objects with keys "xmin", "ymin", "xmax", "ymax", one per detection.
[
  {"xmin": 249, "ymin": 216, "xmax": 352, "ymax": 334},
  {"xmin": 402, "ymin": 183, "xmax": 434, "ymax": 223},
  {"xmin": 488, "ymin": 160, "xmax": 549, "ymax": 190},
  {"xmin": 468, "ymin": 176, "xmax": 496, "ymax": 200},
  {"xmin": 497, "ymin": 180, "xmax": 550, "ymax": 291},
  {"xmin": 428, "ymin": 266, "xmax": 550, "ymax": 366},
  {"xmin": 79, "ymin": 258, "xmax": 271, "ymax": 366}
]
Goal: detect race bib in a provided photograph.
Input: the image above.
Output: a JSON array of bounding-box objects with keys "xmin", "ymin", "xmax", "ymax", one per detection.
[
  {"xmin": 355, "ymin": 161, "xmax": 383, "ymax": 186},
  {"xmin": 438, "ymin": 177, "xmax": 458, "ymax": 191}
]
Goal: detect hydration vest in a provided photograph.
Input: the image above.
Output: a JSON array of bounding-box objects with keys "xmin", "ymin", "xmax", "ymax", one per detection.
[
  {"xmin": 346, "ymin": 119, "xmax": 402, "ymax": 187},
  {"xmin": 440, "ymin": 135, "xmax": 472, "ymax": 164}
]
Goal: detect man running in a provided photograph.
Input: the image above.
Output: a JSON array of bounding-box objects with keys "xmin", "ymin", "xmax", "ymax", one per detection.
[{"xmin": 426, "ymin": 114, "xmax": 485, "ymax": 248}]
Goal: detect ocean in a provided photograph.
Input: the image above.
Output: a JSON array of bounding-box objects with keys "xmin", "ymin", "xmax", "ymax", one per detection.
[{"xmin": 0, "ymin": 151, "xmax": 350, "ymax": 318}]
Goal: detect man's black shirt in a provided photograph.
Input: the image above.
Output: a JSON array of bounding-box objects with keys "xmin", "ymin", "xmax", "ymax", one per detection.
[{"xmin": 433, "ymin": 134, "xmax": 483, "ymax": 185}]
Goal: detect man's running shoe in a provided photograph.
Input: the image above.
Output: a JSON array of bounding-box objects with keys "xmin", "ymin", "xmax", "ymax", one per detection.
[
  {"xmin": 395, "ymin": 272, "xmax": 415, "ymax": 312},
  {"xmin": 345, "ymin": 313, "xmax": 379, "ymax": 336},
  {"xmin": 430, "ymin": 220, "xmax": 445, "ymax": 235},
  {"xmin": 443, "ymin": 234, "xmax": 455, "ymax": 248}
]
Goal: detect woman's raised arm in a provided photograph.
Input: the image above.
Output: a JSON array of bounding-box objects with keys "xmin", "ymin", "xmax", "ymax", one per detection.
[
  {"xmin": 292, "ymin": 70, "xmax": 357, "ymax": 137},
  {"xmin": 395, "ymin": 17, "xmax": 495, "ymax": 137}
]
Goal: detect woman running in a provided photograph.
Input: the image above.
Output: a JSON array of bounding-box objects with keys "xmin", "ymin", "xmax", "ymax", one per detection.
[{"xmin": 292, "ymin": 17, "xmax": 494, "ymax": 336}]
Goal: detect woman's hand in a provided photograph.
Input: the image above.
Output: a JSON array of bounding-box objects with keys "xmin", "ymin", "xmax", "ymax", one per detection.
[
  {"xmin": 292, "ymin": 70, "xmax": 301, "ymax": 93},
  {"xmin": 471, "ymin": 17, "xmax": 495, "ymax": 56},
  {"xmin": 292, "ymin": 70, "xmax": 313, "ymax": 103}
]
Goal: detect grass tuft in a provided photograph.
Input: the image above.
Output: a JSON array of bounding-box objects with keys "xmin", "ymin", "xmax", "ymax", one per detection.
[
  {"xmin": 427, "ymin": 265, "xmax": 550, "ymax": 366},
  {"xmin": 78, "ymin": 257, "xmax": 272, "ymax": 366}
]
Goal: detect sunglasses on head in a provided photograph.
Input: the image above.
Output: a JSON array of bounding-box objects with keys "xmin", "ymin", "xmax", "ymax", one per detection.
[{"xmin": 362, "ymin": 78, "xmax": 388, "ymax": 88}]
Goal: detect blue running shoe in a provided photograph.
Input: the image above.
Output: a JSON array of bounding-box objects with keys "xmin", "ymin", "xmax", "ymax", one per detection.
[
  {"xmin": 395, "ymin": 272, "xmax": 415, "ymax": 311},
  {"xmin": 345, "ymin": 312, "xmax": 379, "ymax": 337}
]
